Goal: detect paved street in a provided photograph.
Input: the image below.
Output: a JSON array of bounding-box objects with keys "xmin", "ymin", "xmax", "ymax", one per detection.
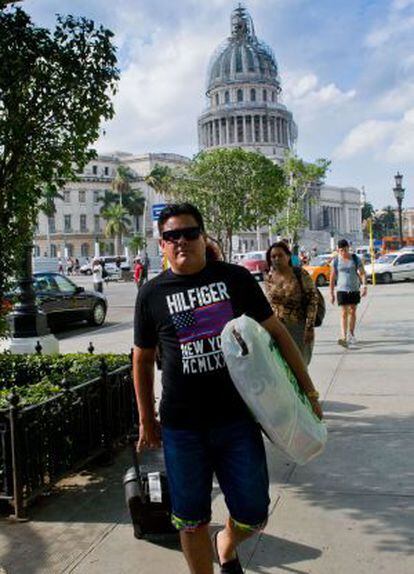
[{"xmin": 1, "ymin": 280, "xmax": 413, "ymax": 573}]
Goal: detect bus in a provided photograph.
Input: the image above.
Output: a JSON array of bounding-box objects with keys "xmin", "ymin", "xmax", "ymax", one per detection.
[{"xmin": 381, "ymin": 236, "xmax": 414, "ymax": 253}]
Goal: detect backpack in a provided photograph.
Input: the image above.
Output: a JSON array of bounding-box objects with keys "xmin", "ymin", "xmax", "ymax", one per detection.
[
  {"xmin": 102, "ymin": 267, "xmax": 108, "ymax": 279},
  {"xmin": 293, "ymin": 267, "xmax": 326, "ymax": 328},
  {"xmin": 333, "ymin": 253, "xmax": 359, "ymax": 274}
]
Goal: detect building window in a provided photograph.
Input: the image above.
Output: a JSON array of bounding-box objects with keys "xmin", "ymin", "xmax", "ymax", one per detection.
[
  {"xmin": 263, "ymin": 89, "xmax": 267, "ymax": 102},
  {"xmin": 250, "ymin": 88, "xmax": 256, "ymax": 102},
  {"xmin": 237, "ymin": 116, "xmax": 244, "ymax": 143},
  {"xmin": 48, "ymin": 217, "xmax": 56, "ymax": 233},
  {"xmin": 254, "ymin": 115, "xmax": 260, "ymax": 141},
  {"xmin": 224, "ymin": 91, "xmax": 230, "ymax": 104},
  {"xmin": 80, "ymin": 214, "xmax": 87, "ymax": 232},
  {"xmin": 64, "ymin": 190, "xmax": 71, "ymax": 203},
  {"xmin": 104, "ymin": 166, "xmax": 109, "ymax": 176},
  {"xmin": 64, "ymin": 215, "xmax": 71, "ymax": 232},
  {"xmin": 272, "ymin": 91, "xmax": 276, "ymax": 102},
  {"xmin": 66, "ymin": 243, "xmax": 74, "ymax": 257},
  {"xmin": 79, "ymin": 190, "xmax": 86, "ymax": 203},
  {"xmin": 237, "ymin": 89, "xmax": 243, "ymax": 102},
  {"xmin": 50, "ymin": 244, "xmax": 57, "ymax": 258},
  {"xmin": 215, "ymin": 93, "xmax": 219, "ymax": 106},
  {"xmin": 94, "ymin": 215, "xmax": 100, "ymax": 233},
  {"xmin": 93, "ymin": 190, "xmax": 100, "ymax": 203},
  {"xmin": 92, "ymin": 165, "xmax": 98, "ymax": 175},
  {"xmin": 34, "ymin": 245, "xmax": 40, "ymax": 257},
  {"xmin": 81, "ymin": 243, "xmax": 89, "ymax": 257}
]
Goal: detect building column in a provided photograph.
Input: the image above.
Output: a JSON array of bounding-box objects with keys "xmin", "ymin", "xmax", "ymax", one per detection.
[
  {"xmin": 259, "ymin": 115, "xmax": 264, "ymax": 143},
  {"xmin": 243, "ymin": 115, "xmax": 247, "ymax": 144},
  {"xmin": 225, "ymin": 117, "xmax": 230, "ymax": 144}
]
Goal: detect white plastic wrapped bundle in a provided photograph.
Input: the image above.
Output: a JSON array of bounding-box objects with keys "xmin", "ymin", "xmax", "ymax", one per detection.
[{"xmin": 221, "ymin": 315, "xmax": 327, "ymax": 465}]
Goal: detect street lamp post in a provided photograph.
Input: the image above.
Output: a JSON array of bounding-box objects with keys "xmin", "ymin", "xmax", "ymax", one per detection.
[{"xmin": 393, "ymin": 172, "xmax": 405, "ymax": 249}]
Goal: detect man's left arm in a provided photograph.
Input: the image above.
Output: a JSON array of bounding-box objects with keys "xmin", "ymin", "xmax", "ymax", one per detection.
[
  {"xmin": 357, "ymin": 262, "xmax": 368, "ymax": 297},
  {"xmin": 261, "ymin": 314, "xmax": 323, "ymax": 419}
]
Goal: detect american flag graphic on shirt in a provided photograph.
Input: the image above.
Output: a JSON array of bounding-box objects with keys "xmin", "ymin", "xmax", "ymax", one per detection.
[{"xmin": 172, "ymin": 300, "xmax": 234, "ymax": 344}]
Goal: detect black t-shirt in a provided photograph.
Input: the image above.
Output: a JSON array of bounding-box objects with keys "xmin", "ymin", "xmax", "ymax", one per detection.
[{"xmin": 134, "ymin": 261, "xmax": 273, "ymax": 429}]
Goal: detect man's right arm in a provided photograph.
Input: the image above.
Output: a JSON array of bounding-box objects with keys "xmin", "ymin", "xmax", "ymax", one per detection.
[
  {"xmin": 133, "ymin": 345, "xmax": 161, "ymax": 451},
  {"xmin": 329, "ymin": 264, "xmax": 336, "ymax": 304}
]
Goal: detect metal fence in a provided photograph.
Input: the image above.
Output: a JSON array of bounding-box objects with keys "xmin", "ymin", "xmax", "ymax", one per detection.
[{"xmin": 0, "ymin": 354, "xmax": 137, "ymax": 519}]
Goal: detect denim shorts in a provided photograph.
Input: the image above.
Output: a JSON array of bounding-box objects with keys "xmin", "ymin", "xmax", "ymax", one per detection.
[{"xmin": 161, "ymin": 418, "xmax": 270, "ymax": 532}]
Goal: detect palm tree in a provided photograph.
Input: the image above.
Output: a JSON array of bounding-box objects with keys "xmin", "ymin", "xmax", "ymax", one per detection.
[
  {"xmin": 112, "ymin": 165, "xmax": 133, "ymax": 205},
  {"xmin": 38, "ymin": 187, "xmax": 63, "ymax": 257},
  {"xmin": 144, "ymin": 164, "xmax": 173, "ymax": 197},
  {"xmin": 101, "ymin": 204, "xmax": 131, "ymax": 256},
  {"xmin": 128, "ymin": 234, "xmax": 146, "ymax": 257}
]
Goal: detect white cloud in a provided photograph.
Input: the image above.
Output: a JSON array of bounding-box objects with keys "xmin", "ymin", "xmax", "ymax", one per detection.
[
  {"xmin": 282, "ymin": 72, "xmax": 356, "ymax": 122},
  {"xmin": 334, "ymin": 109, "xmax": 414, "ymax": 162},
  {"xmin": 334, "ymin": 120, "xmax": 395, "ymax": 159}
]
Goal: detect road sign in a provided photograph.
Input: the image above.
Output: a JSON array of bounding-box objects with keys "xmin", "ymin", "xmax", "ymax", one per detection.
[{"xmin": 151, "ymin": 203, "xmax": 166, "ymax": 221}]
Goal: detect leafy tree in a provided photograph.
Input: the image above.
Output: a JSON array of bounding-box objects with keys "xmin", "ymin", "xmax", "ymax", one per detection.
[
  {"xmin": 164, "ymin": 148, "xmax": 286, "ymax": 260},
  {"xmin": 144, "ymin": 164, "xmax": 175, "ymax": 197},
  {"xmin": 101, "ymin": 204, "xmax": 131, "ymax": 256},
  {"xmin": 0, "ymin": 5, "xmax": 119, "ymax": 333},
  {"xmin": 275, "ymin": 153, "xmax": 330, "ymax": 245},
  {"xmin": 128, "ymin": 234, "xmax": 146, "ymax": 256},
  {"xmin": 362, "ymin": 201, "xmax": 375, "ymax": 222},
  {"xmin": 99, "ymin": 165, "xmax": 145, "ymax": 228}
]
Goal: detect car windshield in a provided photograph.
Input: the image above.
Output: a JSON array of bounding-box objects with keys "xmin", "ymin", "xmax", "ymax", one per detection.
[
  {"xmin": 377, "ymin": 254, "xmax": 397, "ymax": 264},
  {"xmin": 309, "ymin": 256, "xmax": 330, "ymax": 266},
  {"xmin": 246, "ymin": 253, "xmax": 264, "ymax": 260}
]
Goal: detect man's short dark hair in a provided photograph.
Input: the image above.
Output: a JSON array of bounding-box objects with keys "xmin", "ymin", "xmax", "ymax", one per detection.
[
  {"xmin": 337, "ymin": 239, "xmax": 349, "ymax": 249},
  {"xmin": 157, "ymin": 203, "xmax": 205, "ymax": 233}
]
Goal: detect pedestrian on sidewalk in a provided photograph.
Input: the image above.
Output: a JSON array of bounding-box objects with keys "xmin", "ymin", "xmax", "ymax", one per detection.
[
  {"xmin": 92, "ymin": 258, "xmax": 104, "ymax": 293},
  {"xmin": 133, "ymin": 257, "xmax": 144, "ymax": 290},
  {"xmin": 264, "ymin": 241, "xmax": 318, "ymax": 365},
  {"xmin": 133, "ymin": 203, "xmax": 322, "ymax": 574},
  {"xmin": 330, "ymin": 238, "xmax": 367, "ymax": 348}
]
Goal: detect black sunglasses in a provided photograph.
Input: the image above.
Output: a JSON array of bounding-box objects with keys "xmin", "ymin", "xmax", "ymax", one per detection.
[{"xmin": 161, "ymin": 226, "xmax": 202, "ymax": 243}]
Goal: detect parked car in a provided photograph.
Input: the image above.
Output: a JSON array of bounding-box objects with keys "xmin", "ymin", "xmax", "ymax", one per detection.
[
  {"xmin": 80, "ymin": 256, "xmax": 130, "ymax": 275},
  {"xmin": 239, "ymin": 251, "xmax": 268, "ymax": 280},
  {"xmin": 5, "ymin": 272, "xmax": 107, "ymax": 328},
  {"xmin": 303, "ymin": 254, "xmax": 333, "ymax": 286},
  {"xmin": 365, "ymin": 252, "xmax": 414, "ymax": 283}
]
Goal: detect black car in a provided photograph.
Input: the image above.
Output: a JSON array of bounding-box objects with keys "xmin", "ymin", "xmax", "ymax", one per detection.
[{"xmin": 8, "ymin": 272, "xmax": 107, "ymax": 329}]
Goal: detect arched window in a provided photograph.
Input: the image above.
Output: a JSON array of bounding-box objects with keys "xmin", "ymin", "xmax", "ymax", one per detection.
[
  {"xmin": 237, "ymin": 89, "xmax": 243, "ymax": 102},
  {"xmin": 271, "ymin": 91, "xmax": 276, "ymax": 102},
  {"xmin": 250, "ymin": 88, "xmax": 256, "ymax": 102},
  {"xmin": 215, "ymin": 93, "xmax": 219, "ymax": 106},
  {"xmin": 51, "ymin": 244, "xmax": 57, "ymax": 258},
  {"xmin": 263, "ymin": 89, "xmax": 267, "ymax": 102},
  {"xmin": 224, "ymin": 91, "xmax": 230, "ymax": 104},
  {"xmin": 81, "ymin": 243, "xmax": 89, "ymax": 257}
]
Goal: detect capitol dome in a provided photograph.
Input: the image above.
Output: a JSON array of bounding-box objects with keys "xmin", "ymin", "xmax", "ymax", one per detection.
[
  {"xmin": 198, "ymin": 5, "xmax": 297, "ymax": 163},
  {"xmin": 207, "ymin": 6, "xmax": 281, "ymax": 94}
]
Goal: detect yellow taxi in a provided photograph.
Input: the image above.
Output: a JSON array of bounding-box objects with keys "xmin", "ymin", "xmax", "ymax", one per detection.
[{"xmin": 303, "ymin": 254, "xmax": 333, "ymax": 286}]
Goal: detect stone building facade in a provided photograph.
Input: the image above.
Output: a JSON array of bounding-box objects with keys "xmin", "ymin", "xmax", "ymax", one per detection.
[
  {"xmin": 197, "ymin": 6, "xmax": 362, "ymax": 252},
  {"xmin": 34, "ymin": 153, "xmax": 188, "ymax": 260}
]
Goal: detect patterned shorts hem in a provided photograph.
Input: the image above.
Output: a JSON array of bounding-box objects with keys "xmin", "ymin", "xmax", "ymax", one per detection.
[
  {"xmin": 230, "ymin": 516, "xmax": 268, "ymax": 533},
  {"xmin": 171, "ymin": 514, "xmax": 211, "ymax": 532}
]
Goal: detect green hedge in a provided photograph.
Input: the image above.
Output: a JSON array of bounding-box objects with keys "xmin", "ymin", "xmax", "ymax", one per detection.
[{"xmin": 0, "ymin": 353, "xmax": 130, "ymax": 409}]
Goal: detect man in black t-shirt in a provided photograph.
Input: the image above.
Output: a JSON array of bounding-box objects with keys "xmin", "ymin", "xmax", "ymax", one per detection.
[{"xmin": 133, "ymin": 203, "xmax": 322, "ymax": 574}]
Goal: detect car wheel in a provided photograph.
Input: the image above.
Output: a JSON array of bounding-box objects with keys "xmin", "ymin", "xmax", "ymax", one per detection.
[
  {"xmin": 315, "ymin": 274, "xmax": 326, "ymax": 287},
  {"xmin": 88, "ymin": 302, "xmax": 106, "ymax": 326},
  {"xmin": 86, "ymin": 269, "xmax": 92, "ymax": 276},
  {"xmin": 381, "ymin": 272, "xmax": 392, "ymax": 284}
]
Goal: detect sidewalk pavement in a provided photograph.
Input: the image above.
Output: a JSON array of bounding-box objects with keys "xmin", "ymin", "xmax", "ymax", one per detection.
[{"xmin": 1, "ymin": 283, "xmax": 413, "ymax": 573}]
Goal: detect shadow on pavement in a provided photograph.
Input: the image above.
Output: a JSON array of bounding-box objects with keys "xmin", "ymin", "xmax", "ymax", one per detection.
[
  {"xmin": 245, "ymin": 533, "xmax": 322, "ymax": 573},
  {"xmin": 268, "ymin": 409, "xmax": 414, "ymax": 558}
]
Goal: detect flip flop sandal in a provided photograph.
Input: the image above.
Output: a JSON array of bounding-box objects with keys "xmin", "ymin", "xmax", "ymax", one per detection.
[{"xmin": 212, "ymin": 530, "xmax": 244, "ymax": 574}]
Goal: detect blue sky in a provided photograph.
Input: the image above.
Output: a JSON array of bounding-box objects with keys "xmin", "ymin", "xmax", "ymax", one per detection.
[{"xmin": 23, "ymin": 0, "xmax": 414, "ymax": 208}]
